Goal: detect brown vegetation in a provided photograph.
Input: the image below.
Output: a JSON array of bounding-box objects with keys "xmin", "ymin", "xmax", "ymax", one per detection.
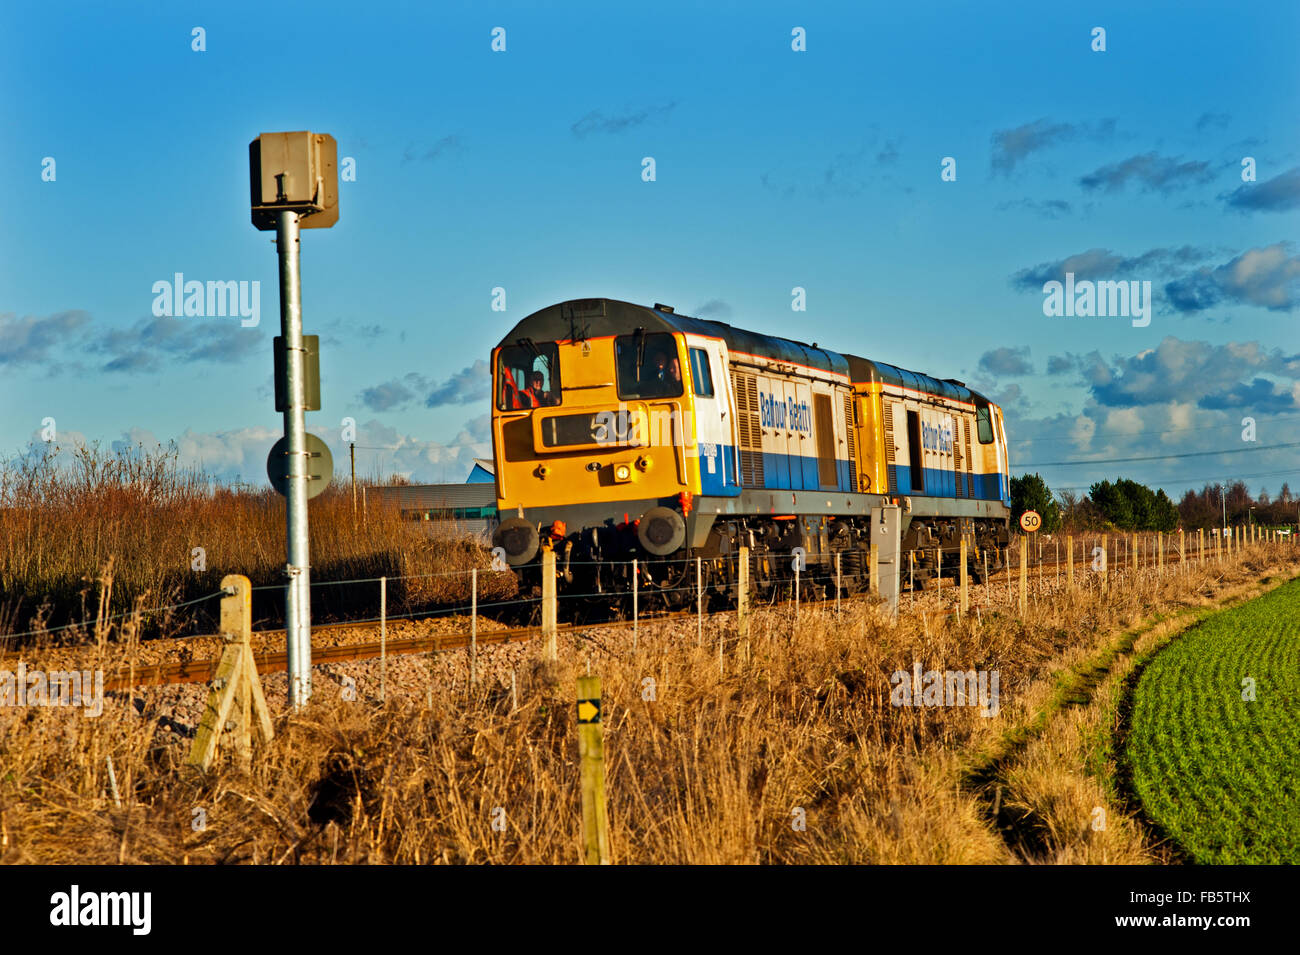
[
  {"xmin": 0, "ymin": 442, "xmax": 513, "ymax": 643},
  {"xmin": 1, "ymin": 532, "xmax": 1294, "ymax": 864}
]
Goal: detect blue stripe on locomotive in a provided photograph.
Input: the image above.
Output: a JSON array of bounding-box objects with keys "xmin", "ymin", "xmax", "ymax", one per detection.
[
  {"xmin": 892, "ymin": 464, "xmax": 1009, "ymax": 503},
  {"xmin": 694, "ymin": 449, "xmax": 1009, "ymax": 504},
  {"xmin": 692, "ymin": 444, "xmax": 856, "ymax": 495}
]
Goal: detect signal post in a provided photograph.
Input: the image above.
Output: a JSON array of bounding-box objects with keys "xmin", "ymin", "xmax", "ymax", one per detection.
[{"xmin": 250, "ymin": 131, "xmax": 340, "ymax": 707}]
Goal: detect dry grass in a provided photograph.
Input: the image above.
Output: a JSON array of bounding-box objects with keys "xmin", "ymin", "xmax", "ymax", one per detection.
[
  {"xmin": 0, "ymin": 442, "xmax": 513, "ymax": 643},
  {"xmin": 3, "ymin": 538, "xmax": 1293, "ymax": 864}
]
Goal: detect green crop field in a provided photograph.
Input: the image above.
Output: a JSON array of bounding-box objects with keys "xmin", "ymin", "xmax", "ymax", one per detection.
[{"xmin": 1125, "ymin": 577, "xmax": 1300, "ymax": 863}]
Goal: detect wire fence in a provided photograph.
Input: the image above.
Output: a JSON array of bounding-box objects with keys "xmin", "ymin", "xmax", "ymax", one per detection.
[{"xmin": 2, "ymin": 526, "xmax": 1292, "ymax": 646}]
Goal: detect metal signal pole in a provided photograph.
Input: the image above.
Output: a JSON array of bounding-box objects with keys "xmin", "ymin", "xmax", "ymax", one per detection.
[
  {"xmin": 251, "ymin": 131, "xmax": 339, "ymax": 709},
  {"xmin": 278, "ymin": 209, "xmax": 312, "ymax": 707}
]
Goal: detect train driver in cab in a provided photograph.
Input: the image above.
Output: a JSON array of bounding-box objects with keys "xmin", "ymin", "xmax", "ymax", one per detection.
[
  {"xmin": 526, "ymin": 369, "xmax": 557, "ymax": 407},
  {"xmin": 647, "ymin": 349, "xmax": 682, "ymax": 396}
]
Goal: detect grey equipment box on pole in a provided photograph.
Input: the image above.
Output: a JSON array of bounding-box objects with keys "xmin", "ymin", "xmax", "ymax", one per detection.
[
  {"xmin": 273, "ymin": 335, "xmax": 321, "ymax": 411},
  {"xmin": 249, "ymin": 132, "xmax": 339, "ymax": 231}
]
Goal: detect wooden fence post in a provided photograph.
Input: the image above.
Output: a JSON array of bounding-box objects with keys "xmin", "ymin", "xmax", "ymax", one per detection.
[
  {"xmin": 380, "ymin": 575, "xmax": 387, "ymax": 703},
  {"xmin": 632, "ymin": 558, "xmax": 638, "ymax": 651},
  {"xmin": 576, "ymin": 675, "xmax": 610, "ymax": 865},
  {"xmin": 737, "ymin": 546, "xmax": 750, "ymax": 664},
  {"xmin": 959, "ymin": 537, "xmax": 969, "ymax": 617},
  {"xmin": 188, "ymin": 574, "xmax": 273, "ymax": 771},
  {"xmin": 794, "ymin": 563, "xmax": 800, "ymax": 622},
  {"xmin": 1018, "ymin": 544, "xmax": 1027, "ymax": 616},
  {"xmin": 1066, "ymin": 534, "xmax": 1075, "ymax": 592},
  {"xmin": 835, "ymin": 550, "xmax": 842, "ymax": 615},
  {"xmin": 542, "ymin": 548, "xmax": 558, "ymax": 662},
  {"xmin": 470, "ymin": 567, "xmax": 478, "ymax": 688},
  {"xmin": 696, "ymin": 556, "xmax": 703, "ymax": 647},
  {"xmin": 1100, "ymin": 533, "xmax": 1108, "ymax": 591}
]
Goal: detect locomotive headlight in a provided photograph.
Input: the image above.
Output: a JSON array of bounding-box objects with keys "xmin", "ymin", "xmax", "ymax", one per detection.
[{"xmin": 614, "ymin": 464, "xmax": 632, "ymax": 482}]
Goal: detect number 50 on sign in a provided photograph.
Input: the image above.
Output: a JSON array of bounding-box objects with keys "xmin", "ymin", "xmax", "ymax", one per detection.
[{"xmin": 1020, "ymin": 510, "xmax": 1042, "ymax": 532}]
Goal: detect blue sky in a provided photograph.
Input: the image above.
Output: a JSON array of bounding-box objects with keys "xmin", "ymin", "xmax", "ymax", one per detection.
[{"xmin": 2, "ymin": 0, "xmax": 1297, "ymax": 499}]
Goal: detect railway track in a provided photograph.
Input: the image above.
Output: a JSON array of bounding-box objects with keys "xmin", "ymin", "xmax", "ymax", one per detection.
[
  {"xmin": 99, "ymin": 544, "xmax": 1258, "ymax": 692},
  {"xmin": 102, "ymin": 613, "xmax": 691, "ymax": 692}
]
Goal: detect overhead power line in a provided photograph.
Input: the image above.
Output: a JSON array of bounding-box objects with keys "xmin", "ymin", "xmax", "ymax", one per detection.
[
  {"xmin": 1011, "ymin": 412, "xmax": 1300, "ymax": 445},
  {"xmin": 1018, "ymin": 441, "xmax": 1300, "ymax": 468},
  {"xmin": 1047, "ymin": 466, "xmax": 1300, "ymax": 493}
]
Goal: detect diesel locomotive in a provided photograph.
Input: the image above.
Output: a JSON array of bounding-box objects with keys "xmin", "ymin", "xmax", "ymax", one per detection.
[{"xmin": 490, "ymin": 298, "xmax": 1011, "ymax": 604}]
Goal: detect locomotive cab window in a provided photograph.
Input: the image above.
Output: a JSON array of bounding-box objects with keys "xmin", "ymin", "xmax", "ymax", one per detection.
[
  {"xmin": 688, "ymin": 347, "xmax": 714, "ymax": 397},
  {"xmin": 497, "ymin": 342, "xmax": 561, "ymax": 411},
  {"xmin": 615, "ymin": 332, "xmax": 684, "ymax": 400},
  {"xmin": 975, "ymin": 402, "xmax": 994, "ymax": 444}
]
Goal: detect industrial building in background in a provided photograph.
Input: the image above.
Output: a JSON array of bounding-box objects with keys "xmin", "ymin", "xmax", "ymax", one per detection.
[{"xmin": 363, "ymin": 459, "xmax": 498, "ymax": 541}]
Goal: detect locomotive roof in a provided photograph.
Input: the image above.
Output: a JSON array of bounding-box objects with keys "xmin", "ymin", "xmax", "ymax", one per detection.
[
  {"xmin": 842, "ymin": 354, "xmax": 990, "ymax": 405},
  {"xmin": 499, "ymin": 298, "xmax": 849, "ymax": 375},
  {"xmin": 499, "ymin": 298, "xmax": 993, "ymax": 405}
]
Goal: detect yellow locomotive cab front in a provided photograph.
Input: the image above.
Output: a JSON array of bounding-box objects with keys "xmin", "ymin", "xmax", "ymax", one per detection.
[{"xmin": 492, "ymin": 332, "xmax": 699, "ymax": 516}]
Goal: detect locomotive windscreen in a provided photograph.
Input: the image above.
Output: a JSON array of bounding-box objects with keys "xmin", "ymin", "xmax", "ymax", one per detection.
[
  {"xmin": 615, "ymin": 332, "xmax": 683, "ymax": 400},
  {"xmin": 497, "ymin": 341, "xmax": 561, "ymax": 410}
]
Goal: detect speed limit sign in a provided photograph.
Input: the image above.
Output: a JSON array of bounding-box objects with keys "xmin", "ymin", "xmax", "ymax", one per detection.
[{"xmin": 1020, "ymin": 510, "xmax": 1042, "ymax": 533}]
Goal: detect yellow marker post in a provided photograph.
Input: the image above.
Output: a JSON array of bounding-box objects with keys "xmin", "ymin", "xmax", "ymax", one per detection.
[{"xmin": 577, "ymin": 675, "xmax": 610, "ymax": 865}]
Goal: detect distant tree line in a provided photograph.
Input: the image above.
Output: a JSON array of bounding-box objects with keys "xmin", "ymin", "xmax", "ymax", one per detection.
[
  {"xmin": 1175, "ymin": 481, "xmax": 1297, "ymax": 530},
  {"xmin": 1010, "ymin": 473, "xmax": 1298, "ymax": 533}
]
